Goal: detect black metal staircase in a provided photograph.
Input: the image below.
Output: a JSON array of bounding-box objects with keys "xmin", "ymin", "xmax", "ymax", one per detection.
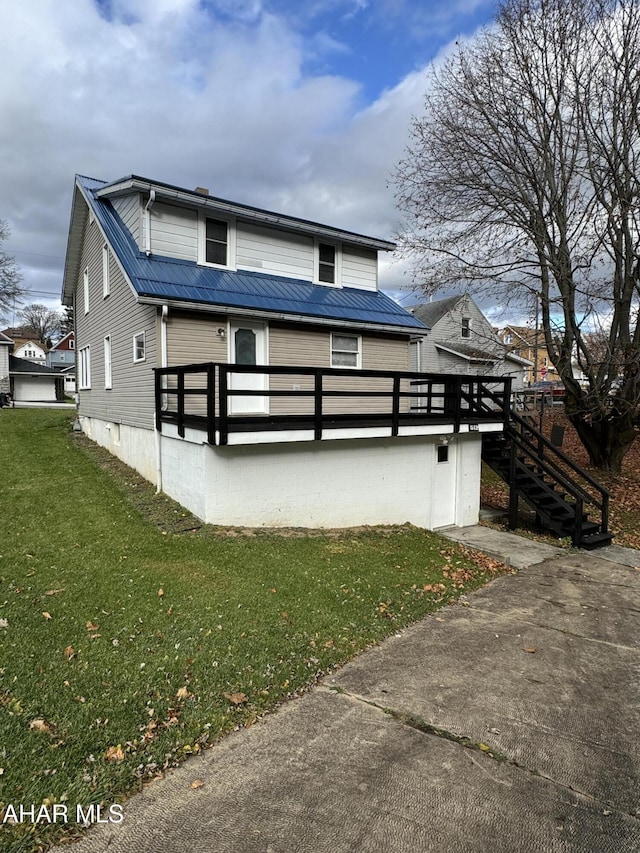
[{"xmin": 482, "ymin": 410, "xmax": 612, "ymax": 549}]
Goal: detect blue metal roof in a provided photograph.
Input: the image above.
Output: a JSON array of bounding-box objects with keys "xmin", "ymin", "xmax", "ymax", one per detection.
[{"xmin": 77, "ymin": 176, "xmax": 426, "ymax": 333}]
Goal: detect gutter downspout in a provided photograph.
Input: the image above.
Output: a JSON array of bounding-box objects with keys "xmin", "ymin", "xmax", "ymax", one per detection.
[
  {"xmin": 144, "ymin": 190, "xmax": 156, "ymax": 256},
  {"xmin": 155, "ymin": 303, "xmax": 169, "ymax": 493}
]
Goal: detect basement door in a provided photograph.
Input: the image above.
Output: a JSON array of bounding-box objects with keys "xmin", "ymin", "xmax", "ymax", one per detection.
[
  {"xmin": 228, "ymin": 321, "xmax": 268, "ymax": 415},
  {"xmin": 431, "ymin": 441, "xmax": 457, "ymax": 528}
]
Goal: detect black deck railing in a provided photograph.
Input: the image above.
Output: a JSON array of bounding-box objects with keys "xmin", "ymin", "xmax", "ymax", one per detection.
[
  {"xmin": 154, "ymin": 363, "xmax": 512, "ymax": 445},
  {"xmin": 508, "ymin": 410, "xmax": 609, "ymax": 541}
]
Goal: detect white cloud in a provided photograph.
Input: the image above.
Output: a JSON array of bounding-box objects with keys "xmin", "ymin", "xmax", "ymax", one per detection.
[{"xmin": 0, "ymin": 0, "xmax": 488, "ymax": 317}]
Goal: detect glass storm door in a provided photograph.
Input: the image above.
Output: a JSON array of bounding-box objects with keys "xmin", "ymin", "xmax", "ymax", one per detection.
[{"xmin": 228, "ymin": 321, "xmax": 268, "ymax": 414}]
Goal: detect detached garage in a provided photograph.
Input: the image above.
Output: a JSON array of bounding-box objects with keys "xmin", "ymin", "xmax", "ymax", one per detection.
[{"xmin": 10, "ymin": 356, "xmax": 58, "ymax": 402}]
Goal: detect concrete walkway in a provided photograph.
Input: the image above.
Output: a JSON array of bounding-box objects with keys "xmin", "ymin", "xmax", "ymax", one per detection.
[{"xmin": 55, "ymin": 527, "xmax": 640, "ymax": 853}]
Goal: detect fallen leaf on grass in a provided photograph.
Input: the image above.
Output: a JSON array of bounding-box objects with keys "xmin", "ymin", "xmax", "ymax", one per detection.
[
  {"xmin": 176, "ymin": 686, "xmax": 191, "ymax": 700},
  {"xmin": 190, "ymin": 779, "xmax": 204, "ymax": 790},
  {"xmin": 158, "ymin": 588, "xmax": 164, "ymax": 597},
  {"xmin": 223, "ymin": 692, "xmax": 247, "ymax": 705},
  {"xmin": 105, "ymin": 745, "xmax": 125, "ymax": 763},
  {"xmin": 64, "ymin": 646, "xmax": 76, "ymax": 660},
  {"xmin": 44, "ymin": 589, "xmax": 64, "ymax": 596},
  {"xmin": 86, "ymin": 621, "xmax": 99, "ymax": 632},
  {"xmin": 29, "ymin": 718, "xmax": 55, "ymax": 736},
  {"xmin": 42, "ymin": 611, "xmax": 52, "ymax": 620}
]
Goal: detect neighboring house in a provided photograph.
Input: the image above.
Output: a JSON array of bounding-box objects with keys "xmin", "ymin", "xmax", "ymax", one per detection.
[
  {"xmin": 410, "ymin": 296, "xmax": 532, "ymax": 390},
  {"xmin": 0, "ymin": 332, "xmax": 11, "ymax": 393},
  {"xmin": 1, "ymin": 326, "xmax": 49, "ymax": 366},
  {"xmin": 46, "ymin": 331, "xmax": 75, "ymax": 368},
  {"xmin": 13, "ymin": 340, "xmax": 47, "ymax": 366},
  {"xmin": 9, "ymin": 355, "xmax": 59, "ymax": 402},
  {"xmin": 61, "ymin": 173, "xmax": 510, "ymax": 530},
  {"xmin": 497, "ymin": 325, "xmax": 558, "ymax": 385},
  {"xmin": 47, "ymin": 331, "xmax": 76, "ymax": 397}
]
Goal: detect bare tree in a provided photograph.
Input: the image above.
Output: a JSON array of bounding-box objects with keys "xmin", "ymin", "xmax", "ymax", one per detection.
[
  {"xmin": 0, "ymin": 220, "xmax": 25, "ymax": 320},
  {"xmin": 395, "ymin": 0, "xmax": 640, "ymax": 472},
  {"xmin": 17, "ymin": 303, "xmax": 63, "ymax": 346}
]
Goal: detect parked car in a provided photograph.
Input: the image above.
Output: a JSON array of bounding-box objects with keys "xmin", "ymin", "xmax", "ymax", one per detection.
[{"xmin": 524, "ymin": 380, "xmax": 566, "ymax": 400}]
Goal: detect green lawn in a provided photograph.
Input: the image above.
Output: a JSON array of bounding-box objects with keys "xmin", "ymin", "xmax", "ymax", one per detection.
[{"xmin": 0, "ymin": 410, "xmax": 507, "ymax": 850}]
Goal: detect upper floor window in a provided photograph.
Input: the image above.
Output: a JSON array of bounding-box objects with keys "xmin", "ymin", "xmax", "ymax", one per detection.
[
  {"xmin": 83, "ymin": 267, "xmax": 89, "ymax": 314},
  {"xmin": 461, "ymin": 317, "xmax": 471, "ymax": 338},
  {"xmin": 69, "ymin": 338, "xmax": 75, "ymax": 350},
  {"xmin": 331, "ymin": 333, "xmax": 361, "ymax": 368},
  {"xmin": 205, "ymin": 218, "xmax": 228, "ymax": 266},
  {"xmin": 318, "ymin": 243, "xmax": 336, "ymax": 284},
  {"xmin": 103, "ymin": 244, "xmax": 110, "ymax": 298}
]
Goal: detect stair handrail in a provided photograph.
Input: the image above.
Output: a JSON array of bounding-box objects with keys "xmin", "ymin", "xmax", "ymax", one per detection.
[{"xmin": 509, "ymin": 409, "xmax": 609, "ymax": 532}]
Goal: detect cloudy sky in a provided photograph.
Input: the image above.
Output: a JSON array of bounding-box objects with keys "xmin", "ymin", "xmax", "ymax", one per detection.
[{"xmin": 1, "ymin": 0, "xmax": 498, "ymax": 322}]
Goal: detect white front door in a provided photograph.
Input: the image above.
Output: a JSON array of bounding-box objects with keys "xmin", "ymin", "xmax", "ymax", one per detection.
[
  {"xmin": 431, "ymin": 441, "xmax": 457, "ymax": 528},
  {"xmin": 228, "ymin": 321, "xmax": 268, "ymax": 414}
]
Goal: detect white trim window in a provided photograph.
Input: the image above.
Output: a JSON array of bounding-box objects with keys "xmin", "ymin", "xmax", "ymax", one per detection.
[
  {"xmin": 102, "ymin": 243, "xmax": 110, "ymax": 298},
  {"xmin": 78, "ymin": 345, "xmax": 91, "ymax": 390},
  {"xmin": 461, "ymin": 317, "xmax": 471, "ymax": 338},
  {"xmin": 133, "ymin": 331, "xmax": 146, "ymax": 363},
  {"xmin": 315, "ymin": 240, "xmax": 342, "ymax": 286},
  {"xmin": 83, "ymin": 267, "xmax": 89, "ymax": 314},
  {"xmin": 331, "ymin": 333, "xmax": 361, "ymax": 368},
  {"xmin": 104, "ymin": 335, "xmax": 112, "ymax": 389},
  {"xmin": 199, "ymin": 214, "xmax": 236, "ymax": 268}
]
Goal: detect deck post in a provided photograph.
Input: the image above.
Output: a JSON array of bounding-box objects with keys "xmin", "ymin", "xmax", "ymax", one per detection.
[
  {"xmin": 206, "ymin": 363, "xmax": 216, "ymax": 446},
  {"xmin": 391, "ymin": 375, "xmax": 401, "ymax": 436},
  {"xmin": 314, "ymin": 369, "xmax": 323, "ymax": 441},
  {"xmin": 218, "ymin": 367, "xmax": 229, "ymax": 446},
  {"xmin": 154, "ymin": 368, "xmax": 163, "ymax": 431},
  {"xmin": 177, "ymin": 370, "xmax": 185, "ymax": 438}
]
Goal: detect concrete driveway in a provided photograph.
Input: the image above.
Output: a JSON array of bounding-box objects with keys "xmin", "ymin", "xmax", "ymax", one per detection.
[{"xmin": 54, "ymin": 530, "xmax": 640, "ymax": 853}]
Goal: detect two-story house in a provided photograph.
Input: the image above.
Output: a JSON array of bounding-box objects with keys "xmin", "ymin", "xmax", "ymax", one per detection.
[
  {"xmin": 410, "ymin": 296, "xmax": 531, "ymax": 390},
  {"xmin": 61, "ymin": 174, "xmax": 511, "ymax": 530},
  {"xmin": 497, "ymin": 325, "xmax": 557, "ymax": 385},
  {"xmin": 46, "ymin": 331, "xmax": 76, "ymax": 396}
]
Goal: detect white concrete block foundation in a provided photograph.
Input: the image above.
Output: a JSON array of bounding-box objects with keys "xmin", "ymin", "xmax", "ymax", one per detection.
[{"xmin": 80, "ymin": 418, "xmax": 486, "ymax": 531}]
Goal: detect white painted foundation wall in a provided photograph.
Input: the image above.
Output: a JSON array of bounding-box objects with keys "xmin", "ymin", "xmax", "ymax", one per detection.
[
  {"xmin": 80, "ymin": 417, "xmax": 487, "ymax": 530},
  {"xmin": 160, "ymin": 431, "xmax": 483, "ymax": 529}
]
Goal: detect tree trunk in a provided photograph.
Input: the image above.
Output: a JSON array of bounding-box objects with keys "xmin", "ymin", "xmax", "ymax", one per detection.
[{"xmin": 566, "ymin": 409, "xmax": 636, "ymax": 473}]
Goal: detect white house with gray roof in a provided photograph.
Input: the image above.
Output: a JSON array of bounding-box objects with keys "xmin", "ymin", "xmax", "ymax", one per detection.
[
  {"xmin": 61, "ymin": 174, "xmax": 510, "ymax": 530},
  {"xmin": 410, "ymin": 295, "xmax": 531, "ymax": 390}
]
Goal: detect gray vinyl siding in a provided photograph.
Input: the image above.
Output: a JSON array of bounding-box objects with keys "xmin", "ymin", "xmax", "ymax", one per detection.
[
  {"xmin": 150, "ymin": 203, "xmax": 198, "ymax": 261},
  {"xmin": 236, "ymin": 222, "xmax": 314, "ymax": 279},
  {"xmin": 165, "ymin": 313, "xmax": 228, "ymax": 418},
  {"xmin": 116, "ymin": 199, "xmax": 381, "ymax": 291},
  {"xmin": 342, "ymin": 246, "xmax": 377, "ymax": 291},
  {"xmin": 269, "ymin": 324, "xmax": 410, "ymax": 415},
  {"xmin": 112, "ymin": 194, "xmax": 141, "ymax": 247},
  {"xmin": 75, "ymin": 214, "xmax": 157, "ymax": 428}
]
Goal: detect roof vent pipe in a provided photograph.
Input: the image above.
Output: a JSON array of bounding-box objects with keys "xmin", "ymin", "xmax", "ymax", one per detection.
[{"xmin": 144, "ymin": 189, "xmax": 156, "ymax": 256}]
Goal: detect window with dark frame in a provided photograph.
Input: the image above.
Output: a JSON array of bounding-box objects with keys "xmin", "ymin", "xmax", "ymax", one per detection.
[
  {"xmin": 461, "ymin": 317, "xmax": 471, "ymax": 338},
  {"xmin": 205, "ymin": 218, "xmax": 228, "ymax": 266},
  {"xmin": 318, "ymin": 243, "xmax": 336, "ymax": 284},
  {"xmin": 437, "ymin": 445, "xmax": 449, "ymax": 463}
]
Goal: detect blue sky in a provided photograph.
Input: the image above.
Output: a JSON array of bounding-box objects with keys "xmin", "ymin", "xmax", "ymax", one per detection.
[{"xmin": 1, "ymin": 0, "xmax": 497, "ymax": 318}]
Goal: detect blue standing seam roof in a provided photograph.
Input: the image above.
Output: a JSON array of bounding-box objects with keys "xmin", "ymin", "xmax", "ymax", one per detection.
[{"xmin": 77, "ymin": 176, "xmax": 426, "ymax": 332}]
